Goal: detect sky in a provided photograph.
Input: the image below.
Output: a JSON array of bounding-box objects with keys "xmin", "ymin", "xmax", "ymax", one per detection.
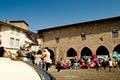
[{"xmin": 0, "ymin": 0, "xmax": 120, "ymax": 33}]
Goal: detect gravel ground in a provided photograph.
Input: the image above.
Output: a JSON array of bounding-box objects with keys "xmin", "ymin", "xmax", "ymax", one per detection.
[{"xmin": 48, "ymin": 66, "xmax": 120, "ymax": 80}]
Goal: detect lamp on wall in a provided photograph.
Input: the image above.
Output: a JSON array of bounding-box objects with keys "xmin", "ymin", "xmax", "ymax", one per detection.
[{"xmin": 55, "ymin": 35, "xmax": 59, "ymax": 43}]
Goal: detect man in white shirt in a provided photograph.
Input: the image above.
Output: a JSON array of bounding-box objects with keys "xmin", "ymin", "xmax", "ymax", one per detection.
[{"xmin": 42, "ymin": 48, "xmax": 52, "ymax": 71}]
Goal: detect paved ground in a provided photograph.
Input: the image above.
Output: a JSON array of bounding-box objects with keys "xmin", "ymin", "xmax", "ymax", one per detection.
[{"xmin": 48, "ymin": 66, "xmax": 120, "ymax": 80}]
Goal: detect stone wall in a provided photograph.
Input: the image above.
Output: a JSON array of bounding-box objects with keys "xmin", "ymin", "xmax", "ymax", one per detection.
[{"xmin": 38, "ymin": 17, "xmax": 120, "ymax": 60}]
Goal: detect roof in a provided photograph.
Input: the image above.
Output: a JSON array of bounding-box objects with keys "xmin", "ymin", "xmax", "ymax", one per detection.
[
  {"xmin": 0, "ymin": 20, "xmax": 26, "ymax": 30},
  {"xmin": 0, "ymin": 20, "xmax": 36, "ymax": 34},
  {"xmin": 37, "ymin": 16, "xmax": 120, "ymax": 33},
  {"xmin": 0, "ymin": 20, "xmax": 39, "ymax": 43},
  {"xmin": 10, "ymin": 20, "xmax": 29, "ymax": 26}
]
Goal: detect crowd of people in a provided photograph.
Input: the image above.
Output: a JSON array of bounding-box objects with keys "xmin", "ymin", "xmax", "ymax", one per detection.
[
  {"xmin": 56, "ymin": 54, "xmax": 119, "ymax": 72},
  {"xmin": 30, "ymin": 47, "xmax": 54, "ymax": 71},
  {"xmin": 21, "ymin": 46, "xmax": 119, "ymax": 73}
]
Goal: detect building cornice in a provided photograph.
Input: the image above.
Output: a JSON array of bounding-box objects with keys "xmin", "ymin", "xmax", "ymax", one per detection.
[{"xmin": 10, "ymin": 20, "xmax": 29, "ymax": 26}]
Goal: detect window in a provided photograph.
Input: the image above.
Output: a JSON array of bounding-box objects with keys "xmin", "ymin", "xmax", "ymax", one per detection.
[
  {"xmin": 112, "ymin": 29, "xmax": 118, "ymax": 38},
  {"xmin": 55, "ymin": 35, "xmax": 59, "ymax": 43},
  {"xmin": 15, "ymin": 39, "xmax": 20, "ymax": 47},
  {"xmin": 16, "ymin": 29, "xmax": 20, "ymax": 35},
  {"xmin": 10, "ymin": 38, "xmax": 14, "ymax": 46},
  {"xmin": 81, "ymin": 32, "xmax": 86, "ymax": 40},
  {"xmin": 11, "ymin": 27, "xmax": 15, "ymax": 34}
]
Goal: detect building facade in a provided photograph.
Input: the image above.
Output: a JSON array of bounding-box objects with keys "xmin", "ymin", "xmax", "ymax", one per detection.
[
  {"xmin": 0, "ymin": 20, "xmax": 38, "ymax": 53},
  {"xmin": 37, "ymin": 16, "xmax": 120, "ymax": 60}
]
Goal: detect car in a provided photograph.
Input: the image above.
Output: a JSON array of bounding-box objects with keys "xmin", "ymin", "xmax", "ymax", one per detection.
[{"xmin": 0, "ymin": 57, "xmax": 56, "ymax": 80}]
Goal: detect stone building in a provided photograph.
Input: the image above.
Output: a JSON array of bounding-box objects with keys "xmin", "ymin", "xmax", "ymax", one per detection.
[{"xmin": 37, "ymin": 16, "xmax": 120, "ymax": 60}]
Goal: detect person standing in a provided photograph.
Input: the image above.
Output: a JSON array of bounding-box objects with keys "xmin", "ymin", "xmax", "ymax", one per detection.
[
  {"xmin": 35, "ymin": 50, "xmax": 44, "ymax": 68},
  {"xmin": 112, "ymin": 57, "xmax": 117, "ymax": 72},
  {"xmin": 93, "ymin": 57, "xmax": 99, "ymax": 71},
  {"xmin": 87, "ymin": 57, "xmax": 91, "ymax": 70},
  {"xmin": 0, "ymin": 39, "xmax": 10, "ymax": 57},
  {"xmin": 41, "ymin": 48, "xmax": 52, "ymax": 71},
  {"xmin": 102, "ymin": 59, "xmax": 107, "ymax": 70},
  {"xmin": 56, "ymin": 58, "xmax": 62, "ymax": 72},
  {"xmin": 109, "ymin": 59, "xmax": 113, "ymax": 72}
]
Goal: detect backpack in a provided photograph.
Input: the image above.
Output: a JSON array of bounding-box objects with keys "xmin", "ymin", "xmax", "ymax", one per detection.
[
  {"xmin": 48, "ymin": 49, "xmax": 54, "ymax": 60},
  {"xmin": 0, "ymin": 47, "xmax": 4, "ymax": 57}
]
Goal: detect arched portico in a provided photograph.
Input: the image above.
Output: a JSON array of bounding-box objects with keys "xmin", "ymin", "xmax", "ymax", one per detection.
[
  {"xmin": 113, "ymin": 44, "xmax": 120, "ymax": 54},
  {"xmin": 96, "ymin": 46, "xmax": 109, "ymax": 58},
  {"xmin": 81, "ymin": 47, "xmax": 92, "ymax": 59},
  {"xmin": 67, "ymin": 48, "xmax": 77, "ymax": 57}
]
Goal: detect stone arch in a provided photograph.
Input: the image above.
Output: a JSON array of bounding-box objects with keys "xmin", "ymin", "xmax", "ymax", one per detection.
[
  {"xmin": 81, "ymin": 47, "xmax": 92, "ymax": 58},
  {"xmin": 67, "ymin": 48, "xmax": 77, "ymax": 57},
  {"xmin": 96, "ymin": 45, "xmax": 109, "ymax": 58},
  {"xmin": 113, "ymin": 44, "xmax": 120, "ymax": 54}
]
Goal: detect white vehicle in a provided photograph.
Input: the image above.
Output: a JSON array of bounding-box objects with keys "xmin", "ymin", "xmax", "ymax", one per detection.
[{"xmin": 0, "ymin": 57, "xmax": 55, "ymax": 80}]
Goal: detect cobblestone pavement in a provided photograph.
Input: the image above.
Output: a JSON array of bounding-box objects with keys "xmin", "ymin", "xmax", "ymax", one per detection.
[{"xmin": 48, "ymin": 66, "xmax": 120, "ymax": 80}]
